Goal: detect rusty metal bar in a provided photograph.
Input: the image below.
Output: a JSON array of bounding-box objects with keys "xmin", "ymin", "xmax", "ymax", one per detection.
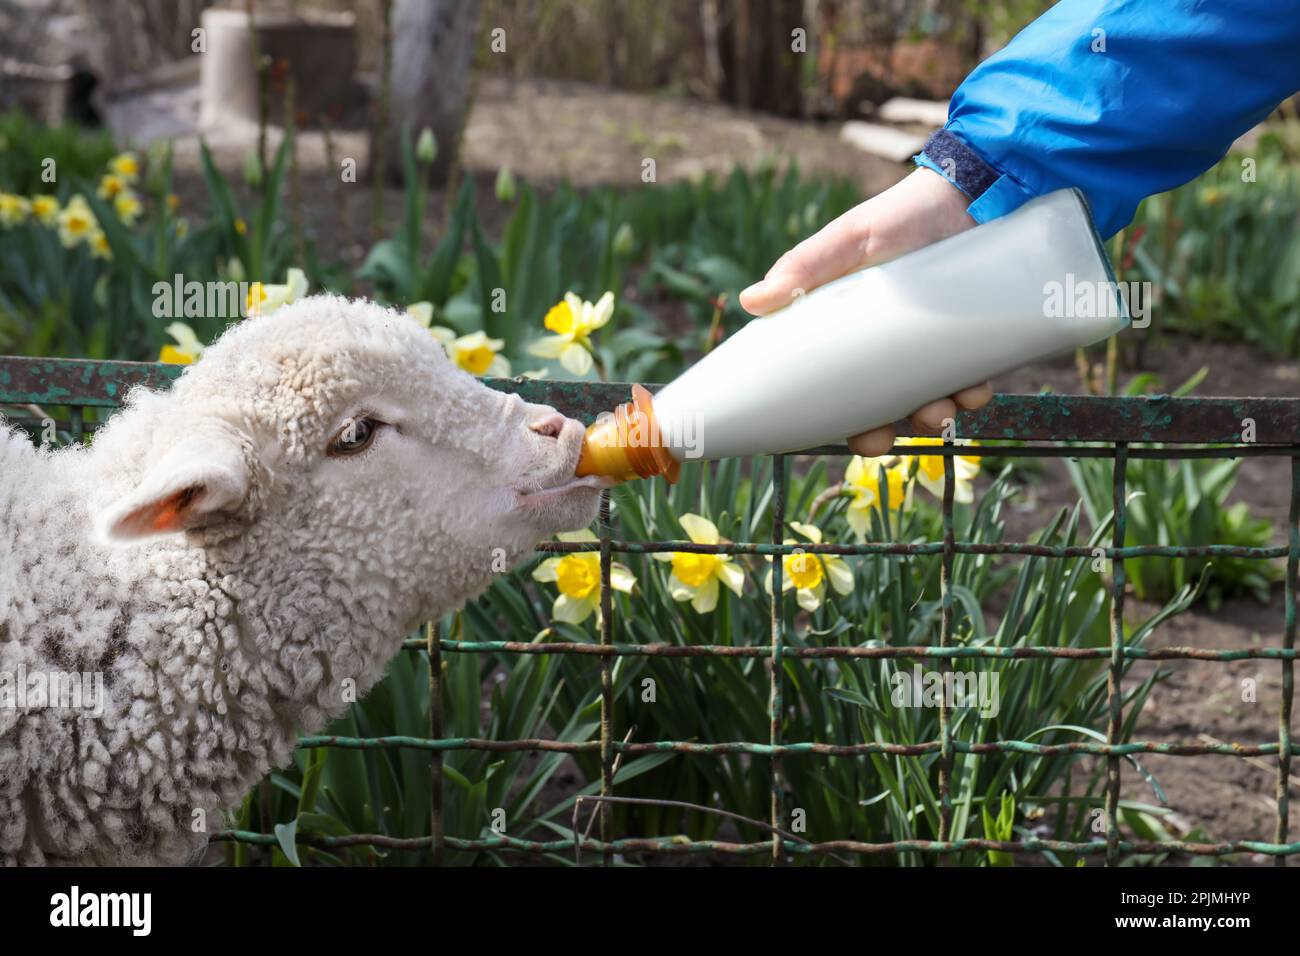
[
  {"xmin": 938, "ymin": 450, "xmax": 955, "ymax": 843},
  {"xmin": 296, "ymin": 734, "xmax": 1300, "ymax": 758},
  {"xmin": 8, "ymin": 356, "xmax": 1300, "ymax": 444},
  {"xmin": 427, "ymin": 620, "xmax": 444, "ymax": 866},
  {"xmin": 598, "ymin": 490, "xmax": 614, "ymax": 866},
  {"xmin": 211, "ymin": 829, "xmax": 1300, "ymax": 858},
  {"xmin": 1279, "ymin": 458, "xmax": 1299, "ymax": 864},
  {"xmin": 9, "ymin": 400, "xmax": 1297, "ymax": 461},
  {"xmin": 1105, "ymin": 443, "xmax": 1129, "ymax": 866},
  {"xmin": 770, "ymin": 454, "xmax": 786, "ymax": 865},
  {"xmin": 415, "ymin": 639, "xmax": 1300, "ymax": 662},
  {"xmin": 535, "ymin": 539, "xmax": 1293, "ymax": 560}
]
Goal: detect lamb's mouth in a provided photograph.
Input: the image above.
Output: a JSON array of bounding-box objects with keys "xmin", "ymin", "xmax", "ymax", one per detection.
[{"xmin": 515, "ymin": 474, "xmax": 613, "ymax": 507}]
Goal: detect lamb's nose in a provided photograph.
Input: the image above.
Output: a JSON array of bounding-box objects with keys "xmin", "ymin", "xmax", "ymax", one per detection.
[{"xmin": 529, "ymin": 411, "xmax": 568, "ymax": 439}]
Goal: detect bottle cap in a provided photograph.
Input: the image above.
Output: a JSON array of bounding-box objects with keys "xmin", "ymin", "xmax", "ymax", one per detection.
[{"xmin": 574, "ymin": 384, "xmax": 680, "ymax": 484}]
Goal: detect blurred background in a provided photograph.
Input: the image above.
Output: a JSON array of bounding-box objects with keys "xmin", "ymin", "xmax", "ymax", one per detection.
[{"xmin": 3, "ymin": 0, "xmax": 1299, "ymax": 866}]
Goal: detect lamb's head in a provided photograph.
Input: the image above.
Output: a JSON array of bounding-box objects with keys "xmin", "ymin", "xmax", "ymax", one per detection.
[{"xmin": 92, "ymin": 295, "xmax": 604, "ymax": 628}]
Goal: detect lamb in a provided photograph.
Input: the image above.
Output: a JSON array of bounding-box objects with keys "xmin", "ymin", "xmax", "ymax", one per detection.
[{"xmin": 0, "ymin": 295, "xmax": 605, "ymax": 865}]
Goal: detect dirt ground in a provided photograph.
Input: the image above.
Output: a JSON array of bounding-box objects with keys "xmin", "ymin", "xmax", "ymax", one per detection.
[
  {"xmin": 162, "ymin": 76, "xmax": 908, "ymax": 269},
  {"xmin": 990, "ymin": 338, "xmax": 1298, "ymax": 865},
  {"xmin": 154, "ymin": 79, "xmax": 1296, "ymax": 865}
]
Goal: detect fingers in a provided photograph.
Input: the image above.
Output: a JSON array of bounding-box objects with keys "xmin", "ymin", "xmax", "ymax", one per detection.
[
  {"xmin": 847, "ymin": 426, "xmax": 895, "ymax": 458},
  {"xmin": 953, "ymin": 382, "xmax": 993, "ymax": 410},
  {"xmin": 739, "ymin": 206, "xmax": 873, "ymax": 316},
  {"xmin": 846, "ymin": 385, "xmax": 993, "ymax": 459},
  {"xmin": 910, "ymin": 397, "xmax": 956, "ymax": 433}
]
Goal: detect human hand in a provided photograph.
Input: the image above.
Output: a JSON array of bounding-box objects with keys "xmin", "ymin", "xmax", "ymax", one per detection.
[{"xmin": 738, "ymin": 167, "xmax": 992, "ymax": 457}]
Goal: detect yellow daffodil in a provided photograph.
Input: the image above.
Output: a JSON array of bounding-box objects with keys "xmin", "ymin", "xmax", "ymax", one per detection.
[
  {"xmin": 113, "ymin": 190, "xmax": 142, "ymax": 226},
  {"xmin": 234, "ymin": 218, "xmax": 247, "ymax": 236},
  {"xmin": 0, "ymin": 193, "xmax": 30, "ymax": 227},
  {"xmin": 531, "ymin": 529, "xmax": 636, "ymax": 624},
  {"xmin": 246, "ymin": 267, "xmax": 308, "ymax": 317},
  {"xmin": 88, "ymin": 229, "xmax": 112, "ymax": 261},
  {"xmin": 765, "ymin": 521, "xmax": 853, "ymax": 612},
  {"xmin": 651, "ymin": 513, "xmax": 745, "ymax": 613},
  {"xmin": 844, "ymin": 454, "xmax": 913, "ymax": 540},
  {"xmin": 527, "ymin": 291, "xmax": 614, "ymax": 376},
  {"xmin": 429, "ymin": 327, "xmax": 511, "ymax": 376},
  {"xmin": 897, "ymin": 437, "xmax": 981, "ymax": 504},
  {"xmin": 167, "ymin": 193, "xmax": 180, "ymax": 213},
  {"xmin": 30, "ymin": 195, "xmax": 59, "ymax": 226},
  {"xmin": 108, "ymin": 152, "xmax": 140, "ymax": 182},
  {"xmin": 56, "ymin": 195, "xmax": 95, "ymax": 247},
  {"xmin": 159, "ymin": 321, "xmax": 205, "ymax": 365},
  {"xmin": 97, "ymin": 174, "xmax": 127, "ymax": 200}
]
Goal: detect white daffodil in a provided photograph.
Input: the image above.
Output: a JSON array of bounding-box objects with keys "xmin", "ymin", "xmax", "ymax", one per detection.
[
  {"xmin": 652, "ymin": 513, "xmax": 745, "ymax": 613},
  {"xmin": 527, "ymin": 291, "xmax": 614, "ymax": 376},
  {"xmin": 113, "ymin": 190, "xmax": 143, "ymax": 227},
  {"xmin": 406, "ymin": 301, "xmax": 435, "ymax": 327},
  {"xmin": 898, "ymin": 437, "xmax": 981, "ymax": 504},
  {"xmin": 88, "ymin": 229, "xmax": 112, "ymax": 261},
  {"xmin": 56, "ymin": 195, "xmax": 95, "ymax": 247},
  {"xmin": 108, "ymin": 151, "xmax": 141, "ymax": 183},
  {"xmin": 246, "ymin": 267, "xmax": 308, "ymax": 317},
  {"xmin": 0, "ymin": 193, "xmax": 30, "ymax": 227},
  {"xmin": 159, "ymin": 321, "xmax": 206, "ymax": 365},
  {"xmin": 844, "ymin": 454, "xmax": 913, "ymax": 540},
  {"xmin": 97, "ymin": 174, "xmax": 128, "ymax": 200},
  {"xmin": 429, "ymin": 326, "xmax": 511, "ymax": 376},
  {"xmin": 29, "ymin": 195, "xmax": 59, "ymax": 226},
  {"xmin": 765, "ymin": 521, "xmax": 854, "ymax": 612},
  {"xmin": 532, "ymin": 529, "xmax": 637, "ymax": 625}
]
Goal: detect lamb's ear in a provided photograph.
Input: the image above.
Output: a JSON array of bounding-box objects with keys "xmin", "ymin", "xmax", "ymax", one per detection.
[{"xmin": 98, "ymin": 431, "xmax": 252, "ymax": 542}]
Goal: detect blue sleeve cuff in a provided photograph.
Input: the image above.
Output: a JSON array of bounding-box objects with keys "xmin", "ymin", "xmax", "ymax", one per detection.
[{"xmin": 914, "ymin": 128, "xmax": 1038, "ymax": 226}]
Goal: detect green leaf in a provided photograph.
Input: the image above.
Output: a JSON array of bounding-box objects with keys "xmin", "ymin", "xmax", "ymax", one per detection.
[{"xmin": 273, "ymin": 820, "xmax": 302, "ymax": 867}]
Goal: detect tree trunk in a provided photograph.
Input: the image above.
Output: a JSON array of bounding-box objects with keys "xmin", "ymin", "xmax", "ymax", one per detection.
[
  {"xmin": 714, "ymin": 0, "xmax": 805, "ymax": 117},
  {"xmin": 379, "ymin": 0, "xmax": 481, "ymax": 186}
]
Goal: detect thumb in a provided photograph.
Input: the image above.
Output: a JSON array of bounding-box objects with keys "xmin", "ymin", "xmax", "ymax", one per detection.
[{"xmin": 739, "ymin": 208, "xmax": 873, "ymax": 316}]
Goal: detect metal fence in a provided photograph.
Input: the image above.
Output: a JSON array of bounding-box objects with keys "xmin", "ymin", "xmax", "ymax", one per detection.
[{"xmin": 4, "ymin": 355, "xmax": 1298, "ymax": 865}]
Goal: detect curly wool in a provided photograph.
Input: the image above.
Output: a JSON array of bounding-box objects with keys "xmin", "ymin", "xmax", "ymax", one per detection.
[{"xmin": 0, "ymin": 295, "xmax": 600, "ymax": 865}]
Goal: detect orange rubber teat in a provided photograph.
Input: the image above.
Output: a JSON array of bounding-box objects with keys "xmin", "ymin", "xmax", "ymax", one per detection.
[{"xmin": 574, "ymin": 384, "xmax": 680, "ymax": 484}]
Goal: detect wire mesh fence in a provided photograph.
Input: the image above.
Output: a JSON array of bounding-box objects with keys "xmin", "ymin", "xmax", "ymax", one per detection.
[{"xmin": 4, "ymin": 355, "xmax": 1298, "ymax": 865}]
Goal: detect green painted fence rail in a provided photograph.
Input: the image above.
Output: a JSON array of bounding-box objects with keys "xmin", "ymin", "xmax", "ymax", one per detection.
[{"xmin": 3, "ymin": 354, "xmax": 1298, "ymax": 867}]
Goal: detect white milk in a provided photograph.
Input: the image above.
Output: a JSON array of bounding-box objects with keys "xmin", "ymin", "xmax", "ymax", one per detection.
[{"xmin": 651, "ymin": 189, "xmax": 1128, "ymax": 462}]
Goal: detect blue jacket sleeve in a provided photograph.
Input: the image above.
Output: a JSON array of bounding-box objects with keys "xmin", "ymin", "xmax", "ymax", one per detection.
[{"xmin": 917, "ymin": 0, "xmax": 1300, "ymax": 237}]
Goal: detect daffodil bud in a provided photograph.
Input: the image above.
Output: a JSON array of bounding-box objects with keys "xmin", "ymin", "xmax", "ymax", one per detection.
[
  {"xmin": 803, "ymin": 202, "xmax": 819, "ymax": 230},
  {"xmin": 416, "ymin": 127, "xmax": 437, "ymax": 165},
  {"xmin": 495, "ymin": 166, "xmax": 516, "ymax": 203},
  {"xmin": 242, "ymin": 151, "xmax": 262, "ymax": 189},
  {"xmin": 145, "ymin": 142, "xmax": 170, "ymax": 193},
  {"xmin": 612, "ymin": 223, "xmax": 634, "ymax": 256}
]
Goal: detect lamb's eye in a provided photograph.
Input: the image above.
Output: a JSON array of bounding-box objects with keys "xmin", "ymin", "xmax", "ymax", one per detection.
[{"xmin": 327, "ymin": 416, "xmax": 381, "ymax": 457}]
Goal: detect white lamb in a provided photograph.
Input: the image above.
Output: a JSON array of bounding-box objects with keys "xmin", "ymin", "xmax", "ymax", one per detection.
[{"xmin": 0, "ymin": 295, "xmax": 605, "ymax": 865}]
